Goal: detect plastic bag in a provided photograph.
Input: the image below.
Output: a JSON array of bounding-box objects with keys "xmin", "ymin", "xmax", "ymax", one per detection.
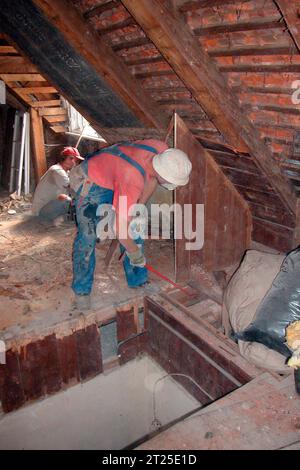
[{"xmin": 236, "ymin": 246, "xmax": 300, "ymax": 357}]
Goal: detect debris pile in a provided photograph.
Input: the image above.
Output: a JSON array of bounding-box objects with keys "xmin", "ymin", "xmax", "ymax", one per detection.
[{"xmin": 0, "ymin": 192, "xmax": 32, "ymax": 216}]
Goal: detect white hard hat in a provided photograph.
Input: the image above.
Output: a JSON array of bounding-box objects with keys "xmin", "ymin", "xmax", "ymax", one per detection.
[{"xmin": 153, "ymin": 148, "xmax": 192, "ymax": 186}]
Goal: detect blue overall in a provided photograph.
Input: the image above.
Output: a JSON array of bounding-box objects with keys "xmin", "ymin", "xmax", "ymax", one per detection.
[{"xmin": 72, "ymin": 142, "xmax": 158, "ymax": 295}]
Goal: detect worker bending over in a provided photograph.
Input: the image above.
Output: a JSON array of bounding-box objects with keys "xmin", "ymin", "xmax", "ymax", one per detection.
[
  {"xmin": 32, "ymin": 147, "xmax": 83, "ymax": 224},
  {"xmin": 70, "ymin": 140, "xmax": 192, "ymax": 310}
]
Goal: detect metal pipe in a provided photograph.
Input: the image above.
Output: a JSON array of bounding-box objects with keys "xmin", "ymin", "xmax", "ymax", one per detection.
[
  {"xmin": 9, "ymin": 111, "xmax": 20, "ymax": 193},
  {"xmin": 16, "ymin": 112, "xmax": 27, "ymax": 196},
  {"xmin": 65, "ymin": 131, "xmax": 106, "ymax": 143}
]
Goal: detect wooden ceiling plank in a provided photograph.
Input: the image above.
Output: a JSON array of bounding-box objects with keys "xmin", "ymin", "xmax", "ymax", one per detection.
[
  {"xmin": 50, "ymin": 125, "xmax": 67, "ymax": 133},
  {"xmin": 38, "ymin": 107, "xmax": 67, "ymax": 116},
  {"xmin": 43, "ymin": 115, "xmax": 67, "ymax": 123},
  {"xmin": 0, "ymin": 57, "xmax": 38, "ymax": 73},
  {"xmin": 0, "ymin": 46, "xmax": 18, "ymax": 54},
  {"xmin": 32, "ymin": 0, "xmax": 168, "ymax": 129},
  {"xmin": 193, "ymin": 17, "xmax": 283, "ymax": 36},
  {"xmin": 208, "ymin": 44, "xmax": 295, "ymax": 57},
  {"xmin": 96, "ymin": 17, "xmax": 135, "ymax": 34},
  {"xmin": 13, "ymin": 86, "xmax": 58, "ymax": 94},
  {"xmin": 121, "ymin": 0, "xmax": 297, "ymax": 214},
  {"xmin": 178, "ymin": 0, "xmax": 252, "ymax": 12},
  {"xmin": 112, "ymin": 37, "xmax": 150, "ymax": 51},
  {"xmin": 0, "ymin": 73, "xmax": 46, "ymax": 81},
  {"xmin": 220, "ymin": 64, "xmax": 300, "ymax": 73},
  {"xmin": 31, "ymin": 100, "xmax": 61, "ymax": 107}
]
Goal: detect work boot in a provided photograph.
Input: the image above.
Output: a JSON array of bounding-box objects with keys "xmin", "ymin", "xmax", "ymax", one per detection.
[{"xmin": 75, "ymin": 294, "xmax": 91, "ymax": 311}]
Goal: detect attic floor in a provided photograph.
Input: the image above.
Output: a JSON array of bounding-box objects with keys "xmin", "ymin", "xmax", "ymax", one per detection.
[{"xmin": 0, "ymin": 210, "xmax": 174, "ymax": 341}]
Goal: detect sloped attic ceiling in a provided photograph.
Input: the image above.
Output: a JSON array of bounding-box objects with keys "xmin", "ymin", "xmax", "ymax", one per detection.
[{"xmin": 1, "ymin": 0, "xmax": 300, "ymax": 251}]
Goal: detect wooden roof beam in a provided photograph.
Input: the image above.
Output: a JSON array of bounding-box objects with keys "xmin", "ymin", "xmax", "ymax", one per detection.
[
  {"xmin": 31, "ymin": 0, "xmax": 168, "ymax": 130},
  {"xmin": 275, "ymin": 1, "xmax": 300, "ymax": 53},
  {"xmin": 121, "ymin": 0, "xmax": 297, "ymax": 214}
]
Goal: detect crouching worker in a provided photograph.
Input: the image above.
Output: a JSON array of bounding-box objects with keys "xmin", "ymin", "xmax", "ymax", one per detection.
[
  {"xmin": 32, "ymin": 147, "xmax": 84, "ymax": 224},
  {"xmin": 70, "ymin": 140, "xmax": 192, "ymax": 310}
]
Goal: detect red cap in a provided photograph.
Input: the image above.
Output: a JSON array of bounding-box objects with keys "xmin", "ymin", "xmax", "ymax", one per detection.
[{"xmin": 61, "ymin": 147, "xmax": 84, "ymax": 160}]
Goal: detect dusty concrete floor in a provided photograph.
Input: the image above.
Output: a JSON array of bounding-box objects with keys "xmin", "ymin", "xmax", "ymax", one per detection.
[{"xmin": 0, "ymin": 210, "xmax": 174, "ymax": 335}]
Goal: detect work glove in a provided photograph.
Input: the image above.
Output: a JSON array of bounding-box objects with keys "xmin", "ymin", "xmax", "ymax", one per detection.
[{"xmin": 127, "ymin": 247, "xmax": 146, "ymax": 268}]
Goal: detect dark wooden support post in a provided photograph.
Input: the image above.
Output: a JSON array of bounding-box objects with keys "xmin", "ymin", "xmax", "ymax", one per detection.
[{"xmin": 30, "ymin": 107, "xmax": 47, "ymax": 183}]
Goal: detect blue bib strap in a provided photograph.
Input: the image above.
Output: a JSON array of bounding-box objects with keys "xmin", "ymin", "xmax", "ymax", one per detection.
[
  {"xmin": 121, "ymin": 142, "xmax": 158, "ymax": 154},
  {"xmin": 85, "ymin": 142, "xmax": 159, "ymax": 178},
  {"xmin": 108, "ymin": 147, "xmax": 146, "ymax": 178}
]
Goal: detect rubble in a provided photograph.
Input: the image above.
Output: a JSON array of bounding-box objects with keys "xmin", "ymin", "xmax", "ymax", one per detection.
[{"xmin": 0, "ymin": 192, "xmax": 32, "ymax": 217}]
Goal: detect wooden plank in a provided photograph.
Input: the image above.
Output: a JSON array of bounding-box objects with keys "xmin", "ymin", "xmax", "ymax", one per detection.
[
  {"xmin": 14, "ymin": 86, "xmax": 57, "ymax": 94},
  {"xmin": 178, "ymin": 0, "xmax": 252, "ymax": 11},
  {"xmin": 121, "ymin": 0, "xmax": 297, "ymax": 215},
  {"xmin": 125, "ymin": 56, "xmax": 163, "ymax": 66},
  {"xmin": 19, "ymin": 341, "xmax": 44, "ymax": 401},
  {"xmin": 202, "ymin": 162, "xmax": 218, "ymax": 270},
  {"xmin": 0, "ymin": 350, "xmax": 25, "ymax": 413},
  {"xmin": 0, "ymin": 46, "xmax": 18, "ymax": 54},
  {"xmin": 39, "ymin": 107, "xmax": 66, "ymax": 116},
  {"xmin": 32, "ymin": 0, "xmax": 168, "ymax": 130},
  {"xmin": 30, "ymin": 107, "xmax": 47, "ymax": 183},
  {"xmin": 116, "ymin": 305, "xmax": 137, "ymax": 343},
  {"xmin": 50, "ymin": 125, "xmax": 67, "ymax": 133},
  {"xmin": 223, "ymin": 167, "xmax": 273, "ymax": 192},
  {"xmin": 31, "ymin": 100, "xmax": 61, "ymax": 107},
  {"xmin": 0, "ymin": 57, "xmax": 38, "ymax": 73},
  {"xmin": 211, "ymin": 150, "xmax": 259, "ymax": 173},
  {"xmin": 75, "ymin": 324, "xmax": 102, "ymax": 381},
  {"xmin": 275, "ymin": 1, "xmax": 300, "ymax": 53},
  {"xmin": 220, "ymin": 64, "xmax": 300, "ymax": 73},
  {"xmin": 0, "ymin": 73, "xmax": 46, "ymax": 82},
  {"xmin": 97, "ymin": 17, "xmax": 135, "ymax": 34},
  {"xmin": 175, "ymin": 115, "xmax": 251, "ymax": 273},
  {"xmin": 174, "ymin": 115, "xmax": 192, "ymax": 282},
  {"xmin": 252, "ymin": 217, "xmax": 294, "ymax": 252},
  {"xmin": 248, "ymin": 201, "xmax": 295, "ymax": 229},
  {"xmin": 209, "ymin": 44, "xmax": 294, "ymax": 57},
  {"xmin": 37, "ymin": 334, "xmax": 62, "ymax": 395},
  {"xmin": 57, "ymin": 334, "xmax": 80, "ymax": 386},
  {"xmin": 112, "ymin": 37, "xmax": 150, "ymax": 52},
  {"xmin": 43, "ymin": 115, "xmax": 67, "ymax": 123},
  {"xmin": 145, "ymin": 295, "xmax": 258, "ymax": 383},
  {"xmin": 194, "ymin": 17, "xmax": 282, "ymax": 35},
  {"xmin": 14, "ymin": 335, "xmax": 61, "ymax": 403}
]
